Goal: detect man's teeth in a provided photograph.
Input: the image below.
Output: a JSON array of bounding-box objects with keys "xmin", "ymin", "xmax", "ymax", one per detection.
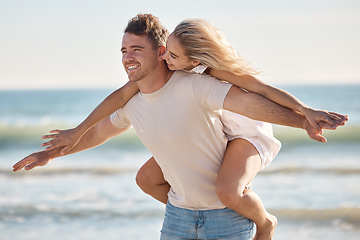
[{"xmin": 128, "ymin": 65, "xmax": 138, "ymax": 70}]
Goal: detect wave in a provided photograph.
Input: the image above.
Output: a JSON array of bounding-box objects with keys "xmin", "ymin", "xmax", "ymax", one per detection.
[
  {"xmin": 0, "ymin": 125, "xmax": 144, "ymax": 149},
  {"xmin": 273, "ymin": 124, "xmax": 360, "ymax": 144},
  {"xmin": 4, "ymin": 166, "xmax": 360, "ymax": 177},
  {"xmin": 271, "ymin": 207, "xmax": 360, "ymax": 225},
  {"xmin": 260, "ymin": 166, "xmax": 360, "ymax": 175},
  {"xmin": 1, "ymin": 205, "xmax": 359, "ymax": 225},
  {"xmin": 0, "ymin": 204, "xmax": 164, "ymax": 221},
  {"xmin": 1, "ymin": 123, "xmax": 359, "ymax": 149},
  {"xmin": 1, "ymin": 166, "xmax": 138, "ymax": 176}
]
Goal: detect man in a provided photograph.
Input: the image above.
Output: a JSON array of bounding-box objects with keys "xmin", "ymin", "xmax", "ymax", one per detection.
[{"xmin": 13, "ymin": 14, "xmax": 344, "ymax": 239}]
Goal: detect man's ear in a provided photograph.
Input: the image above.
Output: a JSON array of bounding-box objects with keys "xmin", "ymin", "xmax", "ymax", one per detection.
[{"xmin": 158, "ymin": 46, "xmax": 166, "ymax": 60}]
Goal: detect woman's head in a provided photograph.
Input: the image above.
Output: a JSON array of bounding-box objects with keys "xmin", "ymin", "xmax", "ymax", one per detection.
[
  {"xmin": 163, "ymin": 19, "xmax": 257, "ymax": 75},
  {"xmin": 162, "ymin": 33, "xmax": 200, "ymax": 70}
]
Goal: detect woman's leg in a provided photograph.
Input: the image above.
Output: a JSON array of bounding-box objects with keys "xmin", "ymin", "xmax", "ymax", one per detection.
[
  {"xmin": 136, "ymin": 156, "xmax": 170, "ymax": 204},
  {"xmin": 216, "ymin": 138, "xmax": 277, "ymax": 240}
]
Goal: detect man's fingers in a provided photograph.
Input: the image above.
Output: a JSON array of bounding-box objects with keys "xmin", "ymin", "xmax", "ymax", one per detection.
[
  {"xmin": 60, "ymin": 145, "xmax": 72, "ymax": 155},
  {"xmin": 330, "ymin": 112, "xmax": 348, "ymax": 118},
  {"xmin": 12, "ymin": 160, "xmax": 25, "ymax": 171},
  {"xmin": 310, "ymin": 120, "xmax": 321, "ymax": 133},
  {"xmin": 324, "ymin": 116, "xmax": 337, "ymax": 125},
  {"xmin": 310, "ymin": 132, "xmax": 327, "ymax": 143},
  {"xmin": 329, "ymin": 112, "xmax": 348, "ymax": 123},
  {"xmin": 12, "ymin": 163, "xmax": 23, "ymax": 172},
  {"xmin": 13, "ymin": 159, "xmax": 31, "ymax": 172},
  {"xmin": 24, "ymin": 162, "xmax": 37, "ymax": 171},
  {"xmin": 319, "ymin": 122, "xmax": 338, "ymax": 130}
]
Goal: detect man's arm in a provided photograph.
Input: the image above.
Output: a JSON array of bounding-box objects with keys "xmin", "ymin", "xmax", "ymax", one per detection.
[
  {"xmin": 13, "ymin": 117, "xmax": 128, "ymax": 171},
  {"xmin": 41, "ymin": 81, "xmax": 139, "ymax": 154},
  {"xmin": 223, "ymin": 86, "xmax": 345, "ymax": 142}
]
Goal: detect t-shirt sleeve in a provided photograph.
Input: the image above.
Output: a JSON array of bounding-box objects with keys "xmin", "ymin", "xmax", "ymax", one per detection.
[
  {"xmin": 192, "ymin": 74, "xmax": 232, "ymax": 111},
  {"xmin": 189, "ymin": 65, "xmax": 208, "ymax": 74},
  {"xmin": 110, "ymin": 108, "xmax": 132, "ymax": 129}
]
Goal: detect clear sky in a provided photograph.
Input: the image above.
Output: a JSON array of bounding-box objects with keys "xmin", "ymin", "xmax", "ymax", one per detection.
[{"xmin": 0, "ymin": 0, "xmax": 359, "ymax": 89}]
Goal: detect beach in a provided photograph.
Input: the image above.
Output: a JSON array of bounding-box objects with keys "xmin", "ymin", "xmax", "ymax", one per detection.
[{"xmin": 1, "ymin": 85, "xmax": 359, "ymax": 239}]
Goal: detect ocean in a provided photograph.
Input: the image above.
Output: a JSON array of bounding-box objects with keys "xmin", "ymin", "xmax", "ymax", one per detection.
[{"xmin": 0, "ymin": 85, "xmax": 359, "ymax": 240}]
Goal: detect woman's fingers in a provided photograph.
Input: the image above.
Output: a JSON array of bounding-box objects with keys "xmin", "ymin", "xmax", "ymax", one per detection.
[{"xmin": 42, "ymin": 133, "xmax": 59, "ymax": 139}]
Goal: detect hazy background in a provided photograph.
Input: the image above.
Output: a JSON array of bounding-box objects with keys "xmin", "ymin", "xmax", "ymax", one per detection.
[
  {"xmin": 2, "ymin": 86, "xmax": 360, "ymax": 240},
  {"xmin": 0, "ymin": 0, "xmax": 359, "ymax": 90},
  {"xmin": 1, "ymin": 1, "xmax": 360, "ymax": 239}
]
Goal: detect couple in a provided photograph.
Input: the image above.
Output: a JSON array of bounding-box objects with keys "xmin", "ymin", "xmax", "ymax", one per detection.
[{"xmin": 13, "ymin": 14, "xmax": 347, "ymax": 240}]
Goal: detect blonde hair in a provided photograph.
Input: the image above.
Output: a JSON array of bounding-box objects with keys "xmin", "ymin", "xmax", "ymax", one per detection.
[{"xmin": 173, "ymin": 19, "xmax": 258, "ymax": 76}]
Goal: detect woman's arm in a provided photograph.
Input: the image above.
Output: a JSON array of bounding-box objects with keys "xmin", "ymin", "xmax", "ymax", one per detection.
[
  {"xmin": 207, "ymin": 68, "xmax": 347, "ymax": 130},
  {"xmin": 42, "ymin": 81, "xmax": 139, "ymax": 154},
  {"xmin": 223, "ymin": 86, "xmax": 346, "ymax": 143}
]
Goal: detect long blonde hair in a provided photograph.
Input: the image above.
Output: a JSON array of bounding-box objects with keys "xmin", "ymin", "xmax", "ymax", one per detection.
[{"xmin": 173, "ymin": 19, "xmax": 258, "ymax": 76}]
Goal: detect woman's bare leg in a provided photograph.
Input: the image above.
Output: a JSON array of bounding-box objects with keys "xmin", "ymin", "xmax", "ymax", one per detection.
[
  {"xmin": 136, "ymin": 140, "xmax": 277, "ymax": 239},
  {"xmin": 216, "ymin": 138, "xmax": 277, "ymax": 240},
  {"xmin": 136, "ymin": 156, "xmax": 170, "ymax": 204}
]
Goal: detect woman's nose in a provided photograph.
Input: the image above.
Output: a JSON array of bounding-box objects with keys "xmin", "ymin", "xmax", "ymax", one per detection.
[{"xmin": 162, "ymin": 50, "xmax": 169, "ymax": 60}]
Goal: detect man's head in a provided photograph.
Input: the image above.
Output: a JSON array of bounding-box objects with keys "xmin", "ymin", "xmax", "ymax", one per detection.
[
  {"xmin": 121, "ymin": 14, "xmax": 169, "ymax": 82},
  {"xmin": 125, "ymin": 14, "xmax": 169, "ymax": 49}
]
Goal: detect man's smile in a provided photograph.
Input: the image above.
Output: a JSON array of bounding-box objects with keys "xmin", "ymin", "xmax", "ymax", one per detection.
[{"xmin": 127, "ymin": 64, "xmax": 140, "ymax": 71}]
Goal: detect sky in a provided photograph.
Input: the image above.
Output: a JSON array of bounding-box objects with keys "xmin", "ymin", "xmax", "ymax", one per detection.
[{"xmin": 0, "ymin": 0, "xmax": 359, "ymax": 89}]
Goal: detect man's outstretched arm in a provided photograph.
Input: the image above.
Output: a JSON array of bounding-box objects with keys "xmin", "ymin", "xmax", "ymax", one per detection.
[
  {"xmin": 13, "ymin": 117, "xmax": 128, "ymax": 172},
  {"xmin": 223, "ymin": 85, "xmax": 347, "ymax": 142}
]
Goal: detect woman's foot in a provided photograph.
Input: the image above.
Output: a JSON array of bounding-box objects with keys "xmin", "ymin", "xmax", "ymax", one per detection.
[{"xmin": 253, "ymin": 213, "xmax": 277, "ymax": 240}]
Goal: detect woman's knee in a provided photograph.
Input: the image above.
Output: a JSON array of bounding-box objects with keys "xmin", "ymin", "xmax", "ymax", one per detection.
[
  {"xmin": 136, "ymin": 157, "xmax": 166, "ymax": 193},
  {"xmin": 136, "ymin": 167, "xmax": 151, "ymax": 192}
]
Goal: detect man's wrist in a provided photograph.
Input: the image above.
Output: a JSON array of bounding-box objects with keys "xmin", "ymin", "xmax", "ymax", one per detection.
[
  {"xmin": 300, "ymin": 116, "xmax": 308, "ymax": 130},
  {"xmin": 46, "ymin": 147, "xmax": 62, "ymax": 160},
  {"xmin": 75, "ymin": 124, "xmax": 87, "ymax": 135}
]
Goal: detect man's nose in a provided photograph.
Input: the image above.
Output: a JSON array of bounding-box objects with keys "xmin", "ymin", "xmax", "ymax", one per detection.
[{"xmin": 123, "ymin": 52, "xmax": 134, "ymax": 62}]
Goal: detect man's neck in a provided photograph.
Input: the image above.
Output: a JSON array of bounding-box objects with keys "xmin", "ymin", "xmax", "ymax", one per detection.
[{"xmin": 137, "ymin": 62, "xmax": 175, "ymax": 94}]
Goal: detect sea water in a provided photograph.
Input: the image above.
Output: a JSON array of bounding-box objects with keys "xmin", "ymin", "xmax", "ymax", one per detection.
[{"xmin": 0, "ymin": 85, "xmax": 359, "ymax": 240}]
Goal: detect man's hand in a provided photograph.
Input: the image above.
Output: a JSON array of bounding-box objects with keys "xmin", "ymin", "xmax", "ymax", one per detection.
[
  {"xmin": 13, "ymin": 117, "xmax": 127, "ymax": 172},
  {"xmin": 302, "ymin": 108, "xmax": 348, "ymax": 133},
  {"xmin": 13, "ymin": 151, "xmax": 52, "ymax": 172},
  {"xmin": 304, "ymin": 120, "xmax": 345, "ymax": 143}
]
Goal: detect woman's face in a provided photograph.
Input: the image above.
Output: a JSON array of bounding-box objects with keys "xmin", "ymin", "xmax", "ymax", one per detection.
[{"xmin": 162, "ymin": 33, "xmax": 199, "ymax": 71}]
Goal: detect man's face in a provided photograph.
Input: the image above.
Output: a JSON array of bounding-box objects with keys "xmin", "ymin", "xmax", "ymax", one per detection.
[{"xmin": 121, "ymin": 33, "xmax": 159, "ymax": 82}]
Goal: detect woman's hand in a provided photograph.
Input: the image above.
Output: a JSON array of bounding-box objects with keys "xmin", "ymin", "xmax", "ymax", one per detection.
[
  {"xmin": 41, "ymin": 128, "xmax": 84, "ymax": 155},
  {"xmin": 302, "ymin": 107, "xmax": 348, "ymax": 132}
]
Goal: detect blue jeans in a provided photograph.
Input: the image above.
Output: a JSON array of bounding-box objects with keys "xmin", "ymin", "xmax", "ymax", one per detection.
[{"xmin": 160, "ymin": 202, "xmax": 255, "ymax": 240}]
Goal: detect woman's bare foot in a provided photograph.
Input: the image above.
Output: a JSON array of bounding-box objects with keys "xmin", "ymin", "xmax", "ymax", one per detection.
[{"xmin": 253, "ymin": 213, "xmax": 277, "ymax": 240}]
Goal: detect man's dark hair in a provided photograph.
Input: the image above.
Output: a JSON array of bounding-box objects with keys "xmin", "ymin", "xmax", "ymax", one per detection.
[{"xmin": 125, "ymin": 14, "xmax": 169, "ymax": 49}]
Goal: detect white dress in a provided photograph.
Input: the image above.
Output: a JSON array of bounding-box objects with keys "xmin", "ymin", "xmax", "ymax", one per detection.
[{"xmin": 190, "ymin": 65, "xmax": 281, "ymax": 169}]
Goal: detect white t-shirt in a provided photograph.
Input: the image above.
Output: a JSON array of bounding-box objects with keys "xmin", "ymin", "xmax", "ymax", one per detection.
[
  {"xmin": 189, "ymin": 64, "xmax": 208, "ymax": 74},
  {"xmin": 111, "ymin": 70, "xmax": 232, "ymax": 210}
]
